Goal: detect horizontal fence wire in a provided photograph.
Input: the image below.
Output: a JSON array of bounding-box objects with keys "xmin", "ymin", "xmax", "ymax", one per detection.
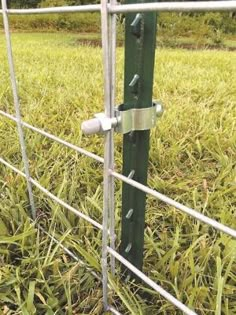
[
  {"xmin": 0, "ymin": 1, "xmax": 236, "ymax": 15},
  {"xmin": 0, "ymin": 110, "xmax": 104, "ymax": 163},
  {"xmin": 107, "ymin": 306, "xmax": 123, "ymax": 315},
  {"xmin": 0, "ymin": 4, "xmax": 100, "ymax": 14},
  {"xmin": 111, "ymin": 171, "xmax": 236, "ymax": 238},
  {"xmin": 0, "ymin": 157, "xmax": 103, "ymax": 230},
  {"xmin": 108, "ymin": 247, "xmax": 197, "ymax": 315},
  {"xmin": 110, "ymin": 1, "xmax": 236, "ymax": 13}
]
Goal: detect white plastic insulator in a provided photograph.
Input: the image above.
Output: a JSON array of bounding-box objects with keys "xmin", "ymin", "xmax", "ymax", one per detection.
[
  {"xmin": 81, "ymin": 118, "xmax": 101, "ymax": 135},
  {"xmin": 156, "ymin": 103, "xmax": 164, "ymax": 117}
]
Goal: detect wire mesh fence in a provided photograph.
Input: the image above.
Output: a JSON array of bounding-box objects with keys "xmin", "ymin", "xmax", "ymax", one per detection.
[{"xmin": 0, "ymin": 0, "xmax": 236, "ymax": 314}]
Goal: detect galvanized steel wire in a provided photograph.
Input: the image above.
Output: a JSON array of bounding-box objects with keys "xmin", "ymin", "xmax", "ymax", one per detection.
[
  {"xmin": 101, "ymin": 0, "xmax": 113, "ymax": 308},
  {"xmin": 1, "ymin": 0, "xmax": 36, "ymax": 218},
  {"xmin": 1, "ymin": 1, "xmax": 236, "ymax": 15},
  {"xmin": 110, "ymin": 1, "xmax": 236, "ymax": 13},
  {"xmin": 111, "ymin": 171, "xmax": 236, "ymax": 238},
  {"xmin": 1, "ymin": 1, "xmax": 236, "ymax": 314}
]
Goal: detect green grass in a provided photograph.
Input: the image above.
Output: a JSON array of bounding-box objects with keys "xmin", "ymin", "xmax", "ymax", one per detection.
[{"xmin": 0, "ymin": 33, "xmax": 236, "ymax": 314}]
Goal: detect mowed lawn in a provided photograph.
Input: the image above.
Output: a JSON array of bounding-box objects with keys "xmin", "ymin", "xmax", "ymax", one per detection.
[{"xmin": 0, "ymin": 33, "xmax": 235, "ymax": 314}]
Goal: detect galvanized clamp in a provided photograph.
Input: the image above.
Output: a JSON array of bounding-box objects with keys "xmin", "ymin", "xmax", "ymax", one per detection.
[{"xmin": 81, "ymin": 101, "xmax": 163, "ymax": 135}]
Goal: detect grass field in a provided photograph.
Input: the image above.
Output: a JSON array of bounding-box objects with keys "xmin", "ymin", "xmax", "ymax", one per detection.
[{"xmin": 0, "ymin": 33, "xmax": 236, "ymax": 314}]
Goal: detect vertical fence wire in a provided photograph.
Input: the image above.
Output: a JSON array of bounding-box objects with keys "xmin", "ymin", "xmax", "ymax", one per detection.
[
  {"xmin": 101, "ymin": 0, "xmax": 114, "ymax": 309},
  {"xmin": 1, "ymin": 0, "xmax": 36, "ymax": 219},
  {"xmin": 108, "ymin": 0, "xmax": 117, "ymax": 276}
]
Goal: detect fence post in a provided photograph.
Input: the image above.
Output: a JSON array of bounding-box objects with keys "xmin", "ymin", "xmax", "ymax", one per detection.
[{"xmin": 120, "ymin": 0, "xmax": 157, "ymax": 275}]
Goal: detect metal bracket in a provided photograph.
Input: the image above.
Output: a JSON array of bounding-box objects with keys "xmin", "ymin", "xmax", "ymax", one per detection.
[
  {"xmin": 115, "ymin": 102, "xmax": 163, "ymax": 134},
  {"xmin": 81, "ymin": 101, "xmax": 163, "ymax": 135}
]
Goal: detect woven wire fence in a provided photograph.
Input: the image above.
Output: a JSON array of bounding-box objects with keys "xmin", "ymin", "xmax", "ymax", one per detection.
[{"xmin": 1, "ymin": 1, "xmax": 236, "ymax": 314}]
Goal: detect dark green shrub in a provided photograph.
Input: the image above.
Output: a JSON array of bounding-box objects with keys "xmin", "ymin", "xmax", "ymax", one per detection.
[
  {"xmin": 209, "ymin": 29, "xmax": 224, "ymax": 46},
  {"xmin": 1, "ymin": 13, "xmax": 100, "ymax": 32},
  {"xmin": 0, "ymin": 11, "xmax": 235, "ymax": 37}
]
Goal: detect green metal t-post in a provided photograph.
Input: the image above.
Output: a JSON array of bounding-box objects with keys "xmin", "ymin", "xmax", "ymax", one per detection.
[{"xmin": 120, "ymin": 0, "xmax": 157, "ymax": 274}]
